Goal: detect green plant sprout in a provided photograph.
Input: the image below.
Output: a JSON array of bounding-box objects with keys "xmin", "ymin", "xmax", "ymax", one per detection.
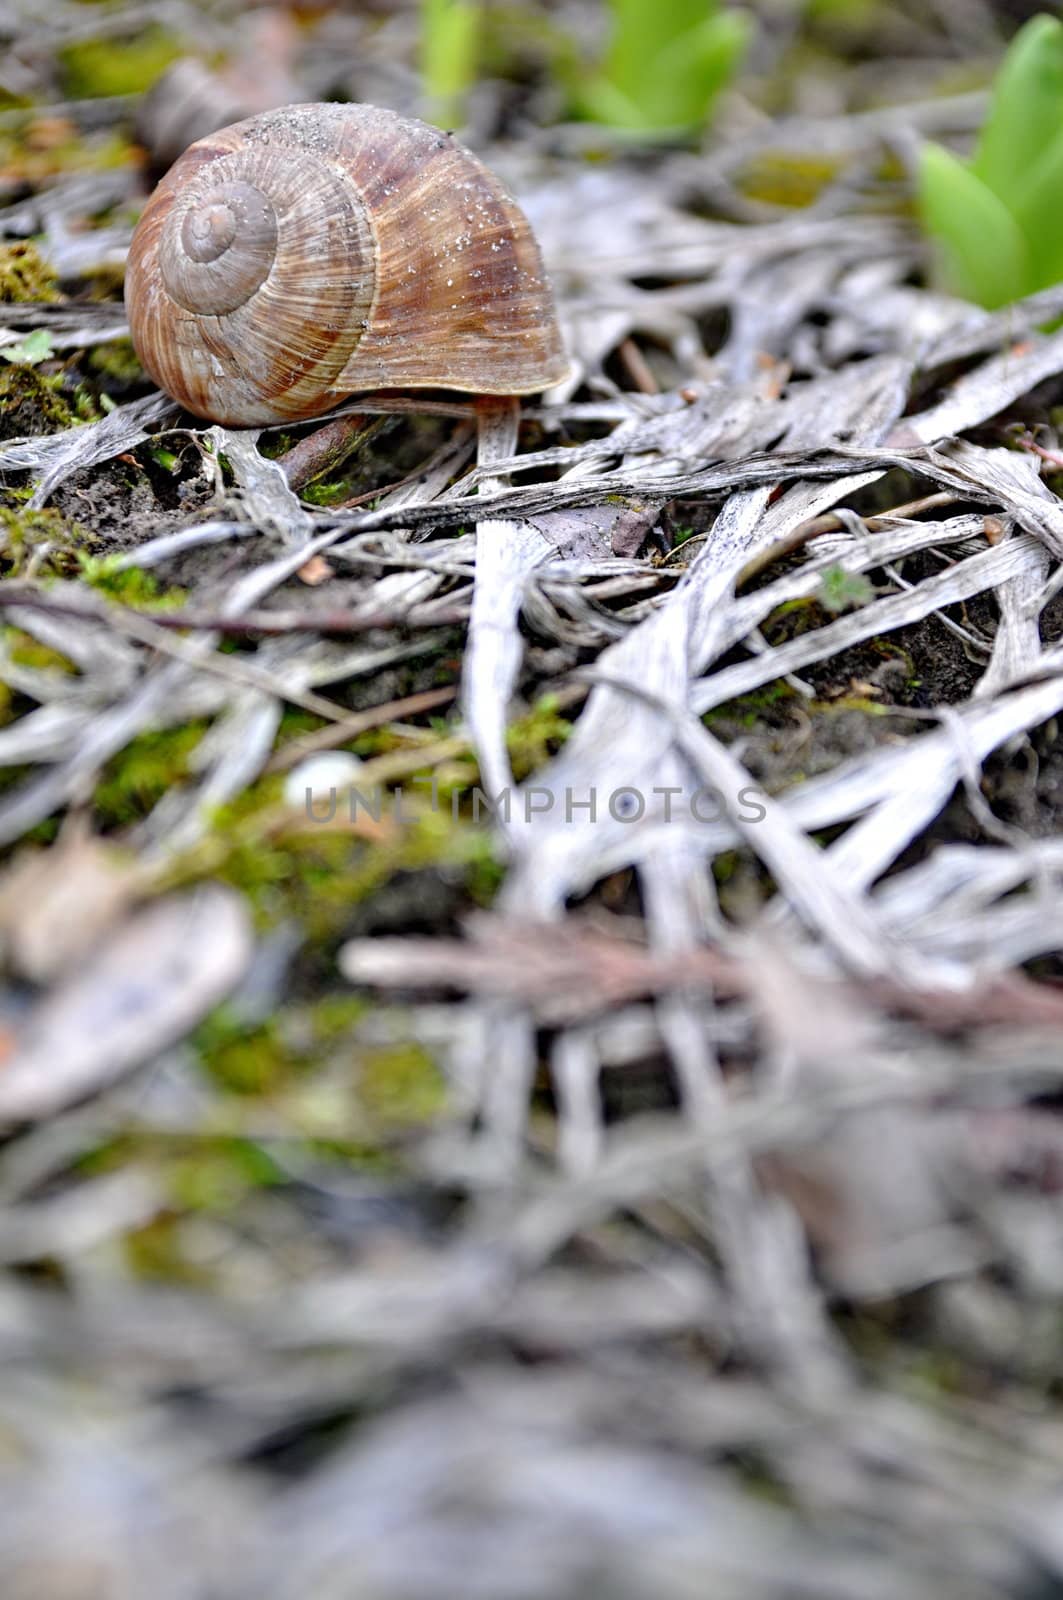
[
  {"xmin": 817, "ymin": 564, "xmax": 873, "ymax": 614},
  {"xmin": 0, "ymin": 329, "xmax": 53, "ymax": 367},
  {"xmin": 421, "ymin": 0, "xmax": 482, "ymax": 124},
  {"xmin": 578, "ymin": 0, "xmax": 751, "ymax": 138},
  {"xmin": 919, "ymin": 14, "xmax": 1063, "ymax": 309}
]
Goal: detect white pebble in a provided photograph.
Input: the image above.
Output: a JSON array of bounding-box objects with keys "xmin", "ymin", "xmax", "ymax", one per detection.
[{"xmin": 283, "ymin": 752, "xmax": 363, "ymax": 810}]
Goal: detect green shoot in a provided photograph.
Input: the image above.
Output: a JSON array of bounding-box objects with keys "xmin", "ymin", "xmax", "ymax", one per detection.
[
  {"xmin": 818, "ymin": 565, "xmax": 873, "ymax": 614},
  {"xmin": 421, "ymin": 0, "xmax": 482, "ymax": 125},
  {"xmin": 0, "ymin": 329, "xmax": 53, "ymax": 367},
  {"xmin": 577, "ymin": 0, "xmax": 751, "ymax": 138},
  {"xmin": 919, "ymin": 14, "xmax": 1063, "ymax": 308}
]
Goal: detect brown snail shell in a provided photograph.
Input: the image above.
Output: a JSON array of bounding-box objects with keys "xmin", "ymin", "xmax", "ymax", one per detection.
[{"xmin": 125, "ymin": 102, "xmax": 569, "ymax": 426}]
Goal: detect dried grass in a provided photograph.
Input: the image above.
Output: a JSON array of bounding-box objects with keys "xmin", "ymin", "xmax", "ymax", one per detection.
[{"xmin": 1, "ymin": 7, "xmax": 1063, "ymax": 1594}]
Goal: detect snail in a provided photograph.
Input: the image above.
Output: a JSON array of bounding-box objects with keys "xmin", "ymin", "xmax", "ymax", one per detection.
[{"xmin": 125, "ymin": 102, "xmax": 569, "ymax": 427}]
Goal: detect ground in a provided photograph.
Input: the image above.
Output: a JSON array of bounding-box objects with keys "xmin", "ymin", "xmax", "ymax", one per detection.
[{"xmin": 1, "ymin": 3, "xmax": 1063, "ymax": 1597}]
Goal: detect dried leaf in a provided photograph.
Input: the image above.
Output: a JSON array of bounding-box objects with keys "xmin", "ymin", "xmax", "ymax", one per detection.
[
  {"xmin": 0, "ymin": 885, "xmax": 252, "ymax": 1122},
  {"xmin": 0, "ymin": 833, "xmax": 142, "ymax": 985}
]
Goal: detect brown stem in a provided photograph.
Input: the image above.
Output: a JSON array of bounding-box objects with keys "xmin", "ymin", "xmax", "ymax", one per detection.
[{"xmin": 276, "ymin": 412, "xmax": 373, "ymax": 490}]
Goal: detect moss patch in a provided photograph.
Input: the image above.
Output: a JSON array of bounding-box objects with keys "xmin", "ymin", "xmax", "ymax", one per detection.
[
  {"xmin": 705, "ymin": 682, "xmax": 796, "ymax": 729},
  {"xmin": 93, "ymin": 722, "xmax": 210, "ymax": 828},
  {"xmin": 194, "ymin": 996, "xmax": 370, "ymax": 1098},
  {"xmin": 59, "ymin": 30, "xmax": 185, "ymax": 98},
  {"xmin": 0, "ymin": 364, "xmax": 75, "ymax": 437},
  {"xmin": 194, "ymin": 999, "xmax": 446, "ymax": 1143},
  {"xmin": 0, "ymin": 118, "xmax": 135, "ymax": 188},
  {"xmin": 87, "ymin": 339, "xmax": 144, "ymax": 387},
  {"xmin": 5, "ymin": 627, "xmax": 76, "ymax": 674},
  {"xmin": 209, "ymin": 787, "xmax": 502, "ymax": 941},
  {"xmin": 0, "ymin": 242, "xmax": 58, "ymax": 303},
  {"xmin": 358, "ymin": 1043, "xmax": 446, "ymax": 1127},
  {"xmin": 75, "ymin": 553, "xmax": 187, "ymax": 608},
  {"xmin": 739, "ymin": 150, "xmax": 845, "ymax": 208},
  {"xmin": 0, "ymin": 506, "xmax": 89, "ymax": 574},
  {"xmin": 507, "ymin": 693, "xmax": 574, "ymax": 778}
]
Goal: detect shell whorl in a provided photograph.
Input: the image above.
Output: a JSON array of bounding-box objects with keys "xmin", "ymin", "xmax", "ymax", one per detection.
[
  {"xmin": 125, "ymin": 103, "xmax": 569, "ymax": 426},
  {"xmin": 163, "ymin": 178, "xmax": 278, "ymax": 313}
]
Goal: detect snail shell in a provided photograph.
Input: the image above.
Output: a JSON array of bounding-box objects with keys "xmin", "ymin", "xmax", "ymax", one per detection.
[{"xmin": 125, "ymin": 102, "xmax": 569, "ymax": 426}]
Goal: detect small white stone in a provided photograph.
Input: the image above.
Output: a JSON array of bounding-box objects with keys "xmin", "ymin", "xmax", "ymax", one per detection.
[{"xmin": 283, "ymin": 752, "xmax": 363, "ymax": 810}]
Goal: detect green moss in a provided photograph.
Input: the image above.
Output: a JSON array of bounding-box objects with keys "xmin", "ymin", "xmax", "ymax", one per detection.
[
  {"xmin": 347, "ymin": 723, "xmax": 414, "ymax": 760},
  {"xmin": 300, "ymin": 994, "xmax": 368, "ymax": 1041},
  {"xmin": 705, "ymin": 682, "xmax": 795, "ymax": 728},
  {"xmin": 463, "ymin": 834, "xmax": 505, "ymax": 903},
  {"xmin": 358, "ymin": 1043, "xmax": 446, "ymax": 1126},
  {"xmin": 81, "ymin": 264, "xmax": 128, "ymax": 304},
  {"xmin": 762, "ymin": 596, "xmax": 824, "ymax": 641},
  {"xmin": 191, "ymin": 760, "xmax": 504, "ymax": 938},
  {"xmin": 59, "ymin": 30, "xmax": 185, "ymax": 98},
  {"xmin": 0, "ymin": 506, "xmax": 89, "ymax": 574},
  {"xmin": 805, "ymin": 0, "xmax": 880, "ymax": 22},
  {"xmin": 0, "ymin": 242, "xmax": 58, "ymax": 303},
  {"xmin": 87, "ymin": 338, "xmax": 143, "ymax": 384},
  {"xmin": 5, "ymin": 628, "xmax": 75, "ymax": 673},
  {"xmin": 81, "ymin": 1128, "xmax": 286, "ymax": 1214},
  {"xmin": 864, "ymin": 636, "xmax": 916, "ymax": 680},
  {"xmin": 506, "ymin": 693, "xmax": 574, "ymax": 778},
  {"xmin": 194, "ymin": 1011, "xmax": 292, "ymax": 1097},
  {"xmin": 125, "ymin": 1215, "xmax": 212, "ymax": 1285},
  {"xmin": 76, "ymin": 553, "xmax": 187, "ymax": 608},
  {"xmin": 15, "ymin": 815, "xmax": 57, "ymax": 847},
  {"xmin": 740, "ymin": 151, "xmax": 844, "ymax": 209},
  {"xmin": 93, "ymin": 722, "xmax": 209, "ymax": 828},
  {"xmin": 285, "ymin": 417, "xmax": 393, "ymax": 502},
  {"xmin": 257, "ymin": 433, "xmax": 293, "ymax": 461},
  {"xmin": 216, "ymin": 820, "xmax": 370, "ymax": 939},
  {"xmin": 196, "ymin": 996, "xmax": 445, "ymax": 1135},
  {"xmin": 76, "ymin": 130, "xmax": 137, "ymax": 173},
  {"xmin": 302, "ymin": 478, "xmax": 351, "ymax": 507},
  {"xmin": 811, "ymin": 694, "xmax": 890, "ymax": 717},
  {"xmin": 0, "ymin": 121, "xmax": 136, "ymax": 189},
  {"xmin": 0, "ymin": 365, "xmax": 99, "ymax": 437},
  {"xmin": 729, "ymin": 1452, "xmax": 795, "ymax": 1509},
  {"xmin": 195, "ymin": 996, "xmax": 367, "ymax": 1099},
  {"xmin": 711, "ymin": 850, "xmax": 740, "ymax": 884},
  {"xmin": 0, "ymin": 364, "xmax": 76, "ymax": 434},
  {"xmin": 167, "ymin": 1138, "xmax": 286, "ymax": 1212},
  {"xmin": 77, "ymin": 387, "xmax": 104, "ymax": 423}
]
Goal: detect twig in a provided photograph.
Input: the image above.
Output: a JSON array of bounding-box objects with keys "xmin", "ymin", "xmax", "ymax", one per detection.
[
  {"xmin": 266, "ymin": 685, "xmax": 460, "ymax": 771},
  {"xmin": 735, "ymin": 492, "xmax": 960, "ymax": 588},
  {"xmin": 0, "ymin": 583, "xmax": 468, "ymax": 639}
]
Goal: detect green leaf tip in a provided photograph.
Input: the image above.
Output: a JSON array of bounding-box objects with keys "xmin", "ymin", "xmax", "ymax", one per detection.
[{"xmin": 917, "ymin": 15, "xmax": 1063, "ymax": 308}]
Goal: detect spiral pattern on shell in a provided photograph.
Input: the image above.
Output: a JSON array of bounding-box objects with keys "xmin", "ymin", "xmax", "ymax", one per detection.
[{"xmin": 125, "ymin": 104, "xmax": 569, "ymax": 426}]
